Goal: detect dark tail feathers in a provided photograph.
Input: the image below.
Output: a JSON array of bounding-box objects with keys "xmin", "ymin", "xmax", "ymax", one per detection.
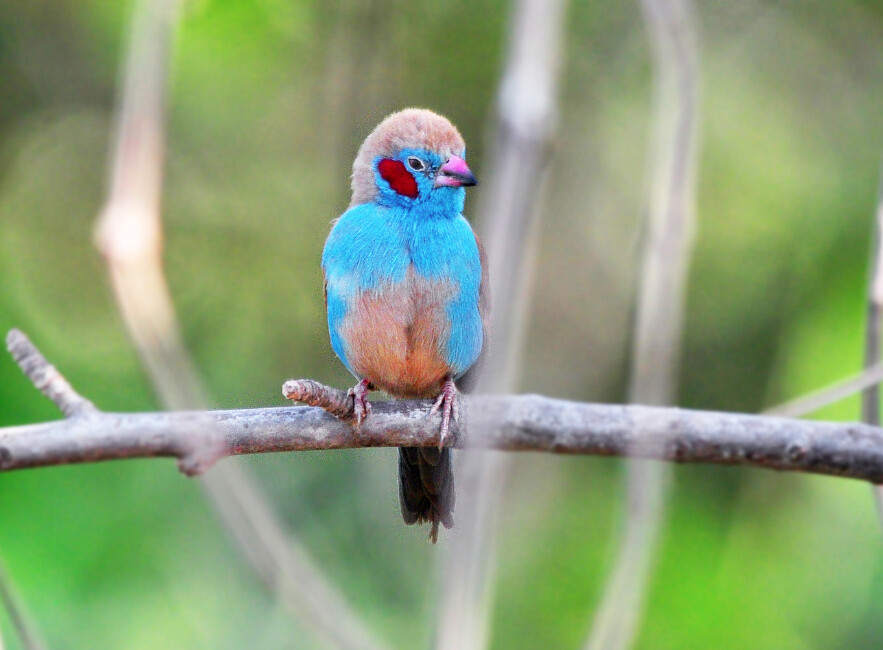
[{"xmin": 398, "ymin": 446, "xmax": 454, "ymax": 543}]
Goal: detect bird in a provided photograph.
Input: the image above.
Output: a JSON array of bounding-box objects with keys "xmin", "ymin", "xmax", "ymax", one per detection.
[{"xmin": 322, "ymin": 108, "xmax": 487, "ymax": 542}]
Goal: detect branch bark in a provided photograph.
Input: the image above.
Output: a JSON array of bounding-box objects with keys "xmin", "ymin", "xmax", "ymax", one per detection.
[
  {"xmin": 4, "ymin": 389, "xmax": 883, "ymax": 483},
  {"xmin": 7, "ymin": 327, "xmax": 883, "ymax": 482},
  {"xmin": 6, "ymin": 329, "xmax": 97, "ymax": 419}
]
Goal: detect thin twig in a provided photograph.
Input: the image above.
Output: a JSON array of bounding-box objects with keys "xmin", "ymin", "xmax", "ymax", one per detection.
[
  {"xmin": 0, "ymin": 332, "xmax": 68, "ymax": 649},
  {"xmin": 436, "ymin": 1, "xmax": 567, "ymax": 649},
  {"xmin": 5, "ymin": 329, "xmax": 97, "ymax": 418},
  {"xmin": 0, "ymin": 561, "xmax": 46, "ymax": 650},
  {"xmin": 283, "ymin": 379, "xmax": 354, "ymax": 420},
  {"xmin": 92, "ymin": 2, "xmax": 387, "ymax": 648},
  {"xmin": 587, "ymin": 1, "xmax": 700, "ymax": 649},
  {"xmin": 863, "ymin": 166, "xmax": 883, "ymax": 526}
]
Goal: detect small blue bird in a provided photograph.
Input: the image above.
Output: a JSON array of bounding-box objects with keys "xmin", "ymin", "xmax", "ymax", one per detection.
[{"xmin": 322, "ymin": 109, "xmax": 486, "ymax": 541}]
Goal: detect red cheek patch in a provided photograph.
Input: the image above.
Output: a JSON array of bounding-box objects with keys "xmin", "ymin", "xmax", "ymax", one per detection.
[{"xmin": 378, "ymin": 159, "xmax": 419, "ymax": 199}]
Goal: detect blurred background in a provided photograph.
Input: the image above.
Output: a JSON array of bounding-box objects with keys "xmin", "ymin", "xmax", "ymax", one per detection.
[{"xmin": 1, "ymin": 0, "xmax": 883, "ymax": 648}]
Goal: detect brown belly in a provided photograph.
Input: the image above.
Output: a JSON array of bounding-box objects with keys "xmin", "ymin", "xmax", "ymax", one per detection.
[{"xmin": 341, "ymin": 272, "xmax": 455, "ymax": 398}]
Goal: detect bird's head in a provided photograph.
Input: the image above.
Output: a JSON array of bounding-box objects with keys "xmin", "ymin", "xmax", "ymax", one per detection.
[{"xmin": 350, "ymin": 108, "xmax": 477, "ymax": 213}]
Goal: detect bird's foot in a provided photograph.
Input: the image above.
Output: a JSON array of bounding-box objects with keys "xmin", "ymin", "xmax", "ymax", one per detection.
[
  {"xmin": 347, "ymin": 378, "xmax": 371, "ymax": 427},
  {"xmin": 429, "ymin": 378, "xmax": 459, "ymax": 449}
]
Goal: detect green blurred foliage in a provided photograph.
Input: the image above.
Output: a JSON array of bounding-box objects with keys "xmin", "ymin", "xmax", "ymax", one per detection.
[{"xmin": 0, "ymin": 0, "xmax": 882, "ymax": 648}]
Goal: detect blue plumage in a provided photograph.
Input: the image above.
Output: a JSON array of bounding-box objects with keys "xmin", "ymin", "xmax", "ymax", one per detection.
[
  {"xmin": 321, "ymin": 109, "xmax": 484, "ymax": 541},
  {"xmin": 322, "ymin": 202, "xmax": 411, "ymax": 375},
  {"xmin": 323, "ymin": 202, "xmax": 482, "ymax": 382}
]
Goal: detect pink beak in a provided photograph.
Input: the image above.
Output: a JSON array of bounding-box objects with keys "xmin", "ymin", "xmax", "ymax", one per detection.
[{"xmin": 434, "ymin": 155, "xmax": 478, "ymax": 188}]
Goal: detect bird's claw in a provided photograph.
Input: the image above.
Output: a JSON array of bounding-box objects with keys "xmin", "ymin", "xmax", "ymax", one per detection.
[
  {"xmin": 429, "ymin": 378, "xmax": 458, "ymax": 449},
  {"xmin": 348, "ymin": 378, "xmax": 371, "ymax": 428}
]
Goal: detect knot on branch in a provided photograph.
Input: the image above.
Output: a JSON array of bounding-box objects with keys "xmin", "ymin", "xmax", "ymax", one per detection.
[{"xmin": 176, "ymin": 436, "xmax": 226, "ymax": 477}]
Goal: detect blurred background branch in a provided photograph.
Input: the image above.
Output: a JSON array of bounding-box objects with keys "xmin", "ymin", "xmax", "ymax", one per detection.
[
  {"xmin": 94, "ymin": 0, "xmax": 203, "ymax": 410},
  {"xmin": 2, "ymin": 0, "xmax": 883, "ymax": 647},
  {"xmin": 0, "ymin": 561, "xmax": 45, "ymax": 650},
  {"xmin": 436, "ymin": 0, "xmax": 566, "ymax": 648},
  {"xmin": 767, "ymin": 361, "xmax": 883, "ymax": 419},
  {"xmin": 91, "ymin": 1, "xmax": 387, "ymax": 648},
  {"xmin": 587, "ymin": 0, "xmax": 700, "ymax": 648}
]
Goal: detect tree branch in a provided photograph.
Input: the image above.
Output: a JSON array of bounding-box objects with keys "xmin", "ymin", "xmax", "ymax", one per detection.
[
  {"xmin": 6, "ymin": 327, "xmax": 883, "ymax": 483},
  {"xmin": 2, "ymin": 382, "xmax": 883, "ymax": 483}
]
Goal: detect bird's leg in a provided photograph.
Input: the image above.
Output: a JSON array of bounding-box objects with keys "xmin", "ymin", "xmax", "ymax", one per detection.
[
  {"xmin": 429, "ymin": 377, "xmax": 458, "ymax": 449},
  {"xmin": 347, "ymin": 378, "xmax": 371, "ymax": 427}
]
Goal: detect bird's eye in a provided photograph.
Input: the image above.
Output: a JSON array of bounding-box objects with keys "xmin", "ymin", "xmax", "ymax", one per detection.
[{"xmin": 406, "ymin": 156, "xmax": 426, "ymax": 172}]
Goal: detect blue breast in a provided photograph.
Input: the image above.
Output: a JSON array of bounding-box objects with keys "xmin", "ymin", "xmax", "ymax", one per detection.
[{"xmin": 322, "ymin": 201, "xmax": 483, "ymax": 384}]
